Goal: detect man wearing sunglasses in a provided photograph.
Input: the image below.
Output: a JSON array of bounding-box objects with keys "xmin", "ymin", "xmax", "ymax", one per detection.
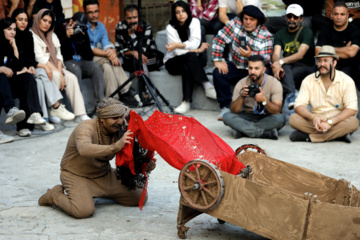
[{"xmin": 271, "ymin": 4, "xmax": 315, "ymax": 111}]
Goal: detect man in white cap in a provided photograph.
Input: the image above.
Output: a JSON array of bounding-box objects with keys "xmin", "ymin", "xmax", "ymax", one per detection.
[
  {"xmin": 271, "ymin": 4, "xmax": 315, "ymax": 110},
  {"xmin": 289, "ymin": 45, "xmax": 359, "ymax": 143}
]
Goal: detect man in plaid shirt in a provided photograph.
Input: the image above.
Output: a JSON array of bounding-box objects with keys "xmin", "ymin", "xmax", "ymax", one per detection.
[{"xmin": 212, "ymin": 5, "xmax": 273, "ymax": 120}]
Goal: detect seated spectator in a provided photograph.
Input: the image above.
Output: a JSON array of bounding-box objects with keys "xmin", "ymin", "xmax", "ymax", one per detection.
[
  {"xmin": 316, "ymin": 2, "xmax": 360, "ymax": 88},
  {"xmin": 164, "ymin": 1, "xmax": 217, "ymax": 114},
  {"xmin": 32, "ymin": 0, "xmax": 65, "ymax": 33},
  {"xmin": 326, "ymin": 0, "xmax": 360, "ymax": 29},
  {"xmin": 58, "ymin": 11, "xmax": 105, "ymax": 115},
  {"xmin": 31, "ymin": 9, "xmax": 90, "ymax": 123},
  {"xmin": 271, "ymin": 4, "xmax": 315, "ymax": 110},
  {"xmin": 212, "ymin": 5, "xmax": 273, "ymax": 120},
  {"xmin": 115, "ymin": 4, "xmax": 164, "ymax": 74},
  {"xmin": 223, "ymin": 55, "xmax": 286, "ymax": 140},
  {"xmin": 12, "ymin": 8, "xmax": 74, "ymax": 127},
  {"xmin": 0, "ymin": 16, "xmax": 47, "ymax": 137},
  {"xmin": 289, "ymin": 46, "xmax": 359, "ymax": 143},
  {"xmin": 84, "ymin": 0, "xmax": 141, "ymax": 108}
]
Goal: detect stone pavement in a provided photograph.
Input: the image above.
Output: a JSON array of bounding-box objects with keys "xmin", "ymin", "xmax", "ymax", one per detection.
[{"xmin": 0, "ymin": 109, "xmax": 359, "ymax": 240}]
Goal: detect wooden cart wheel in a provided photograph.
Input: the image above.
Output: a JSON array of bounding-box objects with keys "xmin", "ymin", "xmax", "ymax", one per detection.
[
  {"xmin": 178, "ymin": 160, "xmax": 224, "ymax": 211},
  {"xmin": 235, "ymin": 144, "xmax": 267, "ymax": 156}
]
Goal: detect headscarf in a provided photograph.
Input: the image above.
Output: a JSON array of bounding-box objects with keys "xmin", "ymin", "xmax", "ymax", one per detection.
[
  {"xmin": 31, "ymin": 9, "xmax": 58, "ymax": 66},
  {"xmin": 96, "ymin": 97, "xmax": 128, "ymax": 119},
  {"xmin": 169, "ymin": 1, "xmax": 192, "ymax": 42}
]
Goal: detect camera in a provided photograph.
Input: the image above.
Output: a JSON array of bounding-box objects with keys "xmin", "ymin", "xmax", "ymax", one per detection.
[
  {"xmin": 246, "ymin": 83, "xmax": 260, "ymax": 98},
  {"xmin": 73, "ymin": 24, "xmax": 87, "ymax": 42}
]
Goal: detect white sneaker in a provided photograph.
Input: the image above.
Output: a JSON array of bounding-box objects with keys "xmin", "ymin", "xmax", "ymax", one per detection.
[
  {"xmin": 218, "ymin": 107, "xmax": 230, "ymax": 121},
  {"xmin": 0, "ymin": 131, "xmax": 14, "ymax": 144},
  {"xmin": 174, "ymin": 101, "xmax": 190, "ymax": 114},
  {"xmin": 27, "ymin": 112, "xmax": 46, "ymax": 125},
  {"xmin": 5, "ymin": 107, "xmax": 26, "ymax": 125},
  {"xmin": 49, "ymin": 116, "xmax": 61, "ymax": 124},
  {"xmin": 35, "ymin": 122, "xmax": 55, "ymax": 131},
  {"xmin": 50, "ymin": 104, "xmax": 75, "ymax": 121},
  {"xmin": 74, "ymin": 114, "xmax": 91, "ymax": 123},
  {"xmin": 17, "ymin": 128, "xmax": 31, "ymax": 137},
  {"xmin": 205, "ymin": 86, "xmax": 217, "ymax": 99}
]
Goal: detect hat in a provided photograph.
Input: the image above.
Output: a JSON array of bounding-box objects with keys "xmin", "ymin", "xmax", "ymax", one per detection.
[
  {"xmin": 72, "ymin": 12, "xmax": 88, "ymax": 26},
  {"xmin": 286, "ymin": 4, "xmax": 303, "ymax": 17},
  {"xmin": 315, "ymin": 45, "xmax": 339, "ymax": 60},
  {"xmin": 243, "ymin": 5, "xmax": 265, "ymax": 20}
]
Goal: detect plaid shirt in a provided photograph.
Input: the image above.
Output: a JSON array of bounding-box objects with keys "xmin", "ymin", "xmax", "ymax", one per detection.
[
  {"xmin": 115, "ymin": 20, "xmax": 157, "ymax": 56},
  {"xmin": 212, "ymin": 17, "xmax": 273, "ymax": 69},
  {"xmin": 189, "ymin": 0, "xmax": 219, "ymax": 21}
]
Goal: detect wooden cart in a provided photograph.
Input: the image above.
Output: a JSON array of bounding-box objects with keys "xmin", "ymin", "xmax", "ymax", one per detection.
[{"xmin": 177, "ymin": 149, "xmax": 360, "ymax": 240}]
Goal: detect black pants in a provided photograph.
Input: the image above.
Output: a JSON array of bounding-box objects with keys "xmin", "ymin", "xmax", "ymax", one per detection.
[
  {"xmin": 0, "ymin": 73, "xmax": 16, "ymax": 113},
  {"xmin": 165, "ymin": 52, "xmax": 208, "ymax": 102}
]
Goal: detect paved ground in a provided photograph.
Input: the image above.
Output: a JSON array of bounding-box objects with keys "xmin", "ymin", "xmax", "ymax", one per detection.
[{"xmin": 0, "ymin": 109, "xmax": 359, "ymax": 240}]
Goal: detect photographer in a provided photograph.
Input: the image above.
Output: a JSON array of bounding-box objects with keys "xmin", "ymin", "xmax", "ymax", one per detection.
[
  {"xmin": 59, "ymin": 11, "xmax": 105, "ymax": 115},
  {"xmin": 222, "ymin": 55, "xmax": 286, "ymax": 140}
]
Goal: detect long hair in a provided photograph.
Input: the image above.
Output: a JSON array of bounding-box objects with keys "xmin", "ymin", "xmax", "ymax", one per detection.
[
  {"xmin": 0, "ymin": 17, "xmax": 16, "ymax": 57},
  {"xmin": 169, "ymin": 1, "xmax": 192, "ymax": 42}
]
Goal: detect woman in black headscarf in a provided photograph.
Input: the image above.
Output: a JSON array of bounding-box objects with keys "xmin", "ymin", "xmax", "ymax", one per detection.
[
  {"xmin": 0, "ymin": 16, "xmax": 46, "ymax": 137},
  {"xmin": 163, "ymin": 1, "xmax": 216, "ymax": 114}
]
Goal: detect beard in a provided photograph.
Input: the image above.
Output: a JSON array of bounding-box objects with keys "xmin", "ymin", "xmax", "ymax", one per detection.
[
  {"xmin": 250, "ymin": 73, "xmax": 263, "ymax": 82},
  {"xmin": 287, "ymin": 21, "xmax": 300, "ymax": 30}
]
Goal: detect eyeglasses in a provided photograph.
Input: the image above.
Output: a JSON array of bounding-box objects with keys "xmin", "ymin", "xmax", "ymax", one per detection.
[
  {"xmin": 87, "ymin": 10, "xmax": 99, "ymax": 15},
  {"xmin": 286, "ymin": 14, "xmax": 300, "ymax": 20}
]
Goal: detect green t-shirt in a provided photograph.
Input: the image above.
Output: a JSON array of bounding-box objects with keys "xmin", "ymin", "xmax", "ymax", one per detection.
[{"xmin": 274, "ymin": 26, "xmax": 315, "ymax": 66}]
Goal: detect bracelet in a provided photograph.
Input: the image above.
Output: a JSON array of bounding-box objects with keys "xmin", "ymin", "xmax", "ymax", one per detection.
[{"xmin": 311, "ymin": 115, "xmax": 316, "ymax": 120}]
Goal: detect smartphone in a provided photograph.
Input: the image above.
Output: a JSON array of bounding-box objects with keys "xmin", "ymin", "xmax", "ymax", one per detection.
[{"xmin": 239, "ymin": 36, "xmax": 247, "ymax": 50}]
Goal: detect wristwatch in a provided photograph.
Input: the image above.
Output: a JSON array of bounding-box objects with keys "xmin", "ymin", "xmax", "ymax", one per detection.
[
  {"xmin": 262, "ymin": 99, "xmax": 267, "ymax": 106},
  {"xmin": 327, "ymin": 119, "xmax": 333, "ymax": 126},
  {"xmin": 279, "ymin": 59, "xmax": 284, "ymax": 66}
]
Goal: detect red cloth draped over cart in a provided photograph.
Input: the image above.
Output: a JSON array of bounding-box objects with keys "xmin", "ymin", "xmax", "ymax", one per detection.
[{"xmin": 116, "ymin": 110, "xmax": 245, "ymax": 175}]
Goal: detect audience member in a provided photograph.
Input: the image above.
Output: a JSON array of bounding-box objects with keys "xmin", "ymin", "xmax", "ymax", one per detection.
[
  {"xmin": 316, "ymin": 2, "xmax": 360, "ymax": 88},
  {"xmin": 58, "ymin": 11, "xmax": 105, "ymax": 115},
  {"xmin": 0, "ymin": 16, "xmax": 47, "ymax": 137},
  {"xmin": 222, "ymin": 55, "xmax": 285, "ymax": 140},
  {"xmin": 32, "ymin": 0, "xmax": 65, "ymax": 33},
  {"xmin": 12, "ymin": 8, "xmax": 74, "ymax": 127},
  {"xmin": 164, "ymin": 1, "xmax": 217, "ymax": 114},
  {"xmin": 212, "ymin": 5, "xmax": 273, "ymax": 120},
  {"xmin": 0, "ymin": 0, "xmax": 36, "ymax": 18},
  {"xmin": 83, "ymin": 0, "xmax": 141, "ymax": 108},
  {"xmin": 326, "ymin": 0, "xmax": 360, "ymax": 29},
  {"xmin": 31, "ymin": 9, "xmax": 90, "ymax": 123},
  {"xmin": 271, "ymin": 4, "xmax": 315, "ymax": 110},
  {"xmin": 289, "ymin": 45, "xmax": 359, "ymax": 143}
]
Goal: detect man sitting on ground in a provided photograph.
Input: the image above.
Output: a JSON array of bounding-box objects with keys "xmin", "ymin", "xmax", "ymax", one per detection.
[{"xmin": 289, "ymin": 45, "xmax": 359, "ymax": 143}]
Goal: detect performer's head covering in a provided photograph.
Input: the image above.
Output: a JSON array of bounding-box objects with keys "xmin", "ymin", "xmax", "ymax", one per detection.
[{"xmin": 96, "ymin": 97, "xmax": 128, "ymax": 119}]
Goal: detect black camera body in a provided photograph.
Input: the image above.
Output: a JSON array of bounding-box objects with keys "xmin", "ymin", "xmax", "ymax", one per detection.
[
  {"xmin": 246, "ymin": 83, "xmax": 260, "ymax": 98},
  {"xmin": 73, "ymin": 24, "xmax": 88, "ymax": 42}
]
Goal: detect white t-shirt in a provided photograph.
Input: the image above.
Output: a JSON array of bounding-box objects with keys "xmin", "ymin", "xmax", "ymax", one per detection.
[{"xmin": 218, "ymin": 0, "xmax": 262, "ymax": 14}]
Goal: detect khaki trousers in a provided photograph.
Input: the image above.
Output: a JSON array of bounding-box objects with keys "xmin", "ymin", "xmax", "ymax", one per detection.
[
  {"xmin": 93, "ymin": 56, "xmax": 131, "ymax": 97},
  {"xmin": 53, "ymin": 169, "xmax": 146, "ymax": 219},
  {"xmin": 52, "ymin": 69, "xmax": 86, "ymax": 116},
  {"xmin": 289, "ymin": 113, "xmax": 359, "ymax": 143}
]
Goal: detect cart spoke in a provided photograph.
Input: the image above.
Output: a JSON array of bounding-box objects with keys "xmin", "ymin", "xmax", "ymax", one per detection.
[
  {"xmin": 193, "ymin": 191, "xmax": 200, "ymax": 204},
  {"xmin": 184, "ymin": 172, "xmax": 197, "ymax": 182},
  {"xmin": 183, "ymin": 185, "xmax": 194, "ymax": 191},
  {"xmin": 200, "ymin": 190, "xmax": 208, "ymax": 206},
  {"xmin": 195, "ymin": 164, "xmax": 201, "ymax": 181},
  {"xmin": 203, "ymin": 180, "xmax": 217, "ymax": 186},
  {"xmin": 203, "ymin": 187, "xmax": 216, "ymax": 199}
]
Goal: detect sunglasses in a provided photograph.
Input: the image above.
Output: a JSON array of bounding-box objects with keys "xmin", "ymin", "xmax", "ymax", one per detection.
[{"xmin": 286, "ymin": 14, "xmax": 300, "ymax": 20}]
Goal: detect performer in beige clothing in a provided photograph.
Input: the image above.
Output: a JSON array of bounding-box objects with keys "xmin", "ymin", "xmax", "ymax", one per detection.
[
  {"xmin": 289, "ymin": 45, "xmax": 359, "ymax": 143},
  {"xmin": 38, "ymin": 98, "xmax": 155, "ymax": 218}
]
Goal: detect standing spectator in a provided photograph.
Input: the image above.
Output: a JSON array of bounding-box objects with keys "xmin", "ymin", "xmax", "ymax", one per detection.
[
  {"xmin": 289, "ymin": 46, "xmax": 359, "ymax": 143},
  {"xmin": 31, "ymin": 9, "xmax": 90, "ymax": 123},
  {"xmin": 164, "ymin": 1, "xmax": 217, "ymax": 114},
  {"xmin": 223, "ymin": 55, "xmax": 286, "ymax": 140},
  {"xmin": 0, "ymin": 0, "xmax": 36, "ymax": 18},
  {"xmin": 271, "ymin": 4, "xmax": 315, "ymax": 110},
  {"xmin": 212, "ymin": 5, "xmax": 273, "ymax": 120},
  {"xmin": 58, "ymin": 11, "xmax": 105, "ymax": 115},
  {"xmin": 83, "ymin": 0, "xmax": 141, "ymax": 107}
]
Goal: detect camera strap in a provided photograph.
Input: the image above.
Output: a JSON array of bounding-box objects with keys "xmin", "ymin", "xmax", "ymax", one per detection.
[{"xmin": 291, "ymin": 26, "xmax": 303, "ymax": 49}]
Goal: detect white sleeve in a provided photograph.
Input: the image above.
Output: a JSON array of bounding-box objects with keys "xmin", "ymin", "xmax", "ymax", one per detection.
[
  {"xmin": 183, "ymin": 18, "xmax": 201, "ymax": 51},
  {"xmin": 166, "ymin": 24, "xmax": 188, "ymax": 56},
  {"xmin": 52, "ymin": 33, "xmax": 64, "ymax": 65}
]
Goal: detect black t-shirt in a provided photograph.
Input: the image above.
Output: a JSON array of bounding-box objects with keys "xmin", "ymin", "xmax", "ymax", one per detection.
[{"xmin": 316, "ymin": 24, "xmax": 360, "ymax": 68}]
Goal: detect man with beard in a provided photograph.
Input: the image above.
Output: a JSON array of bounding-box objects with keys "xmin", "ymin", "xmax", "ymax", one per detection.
[
  {"xmin": 222, "ymin": 55, "xmax": 286, "ymax": 140},
  {"xmin": 271, "ymin": 4, "xmax": 315, "ymax": 110},
  {"xmin": 289, "ymin": 46, "xmax": 358, "ymax": 143},
  {"xmin": 38, "ymin": 97, "xmax": 156, "ymax": 218}
]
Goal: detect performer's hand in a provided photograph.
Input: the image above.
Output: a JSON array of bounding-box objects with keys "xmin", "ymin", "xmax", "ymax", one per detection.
[
  {"xmin": 145, "ymin": 160, "xmax": 156, "ymax": 172},
  {"xmin": 115, "ymin": 130, "xmax": 133, "ymax": 150}
]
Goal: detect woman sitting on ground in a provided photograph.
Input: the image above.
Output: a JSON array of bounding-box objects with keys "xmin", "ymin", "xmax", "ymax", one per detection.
[
  {"xmin": 164, "ymin": 1, "xmax": 216, "ymax": 114},
  {"xmin": 31, "ymin": 9, "xmax": 89, "ymax": 123}
]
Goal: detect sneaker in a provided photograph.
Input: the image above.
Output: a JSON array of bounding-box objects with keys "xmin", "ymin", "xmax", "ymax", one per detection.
[
  {"xmin": 17, "ymin": 128, "xmax": 31, "ymax": 137},
  {"xmin": 174, "ymin": 101, "xmax": 190, "ymax": 114},
  {"xmin": 205, "ymin": 86, "xmax": 217, "ymax": 100},
  {"xmin": 231, "ymin": 129, "xmax": 243, "ymax": 139},
  {"xmin": 35, "ymin": 122, "xmax": 55, "ymax": 131},
  {"xmin": 5, "ymin": 107, "xmax": 26, "ymax": 125},
  {"xmin": 286, "ymin": 93, "xmax": 296, "ymax": 110},
  {"xmin": 218, "ymin": 107, "xmax": 230, "ymax": 121},
  {"xmin": 260, "ymin": 129, "xmax": 278, "ymax": 140},
  {"xmin": 120, "ymin": 91, "xmax": 141, "ymax": 108},
  {"xmin": 0, "ymin": 131, "xmax": 14, "ymax": 144},
  {"xmin": 50, "ymin": 104, "xmax": 75, "ymax": 121},
  {"xmin": 27, "ymin": 112, "xmax": 46, "ymax": 125},
  {"xmin": 289, "ymin": 130, "xmax": 310, "ymax": 142},
  {"xmin": 75, "ymin": 114, "xmax": 91, "ymax": 123},
  {"xmin": 49, "ymin": 116, "xmax": 61, "ymax": 124}
]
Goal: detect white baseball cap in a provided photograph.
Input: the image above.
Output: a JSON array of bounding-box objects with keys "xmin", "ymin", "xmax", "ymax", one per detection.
[{"xmin": 286, "ymin": 4, "xmax": 304, "ymax": 17}]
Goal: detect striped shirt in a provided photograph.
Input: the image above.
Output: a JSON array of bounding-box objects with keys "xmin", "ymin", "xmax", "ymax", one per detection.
[
  {"xmin": 294, "ymin": 70, "xmax": 358, "ymax": 119},
  {"xmin": 189, "ymin": 0, "xmax": 219, "ymax": 21},
  {"xmin": 212, "ymin": 17, "xmax": 273, "ymax": 69}
]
